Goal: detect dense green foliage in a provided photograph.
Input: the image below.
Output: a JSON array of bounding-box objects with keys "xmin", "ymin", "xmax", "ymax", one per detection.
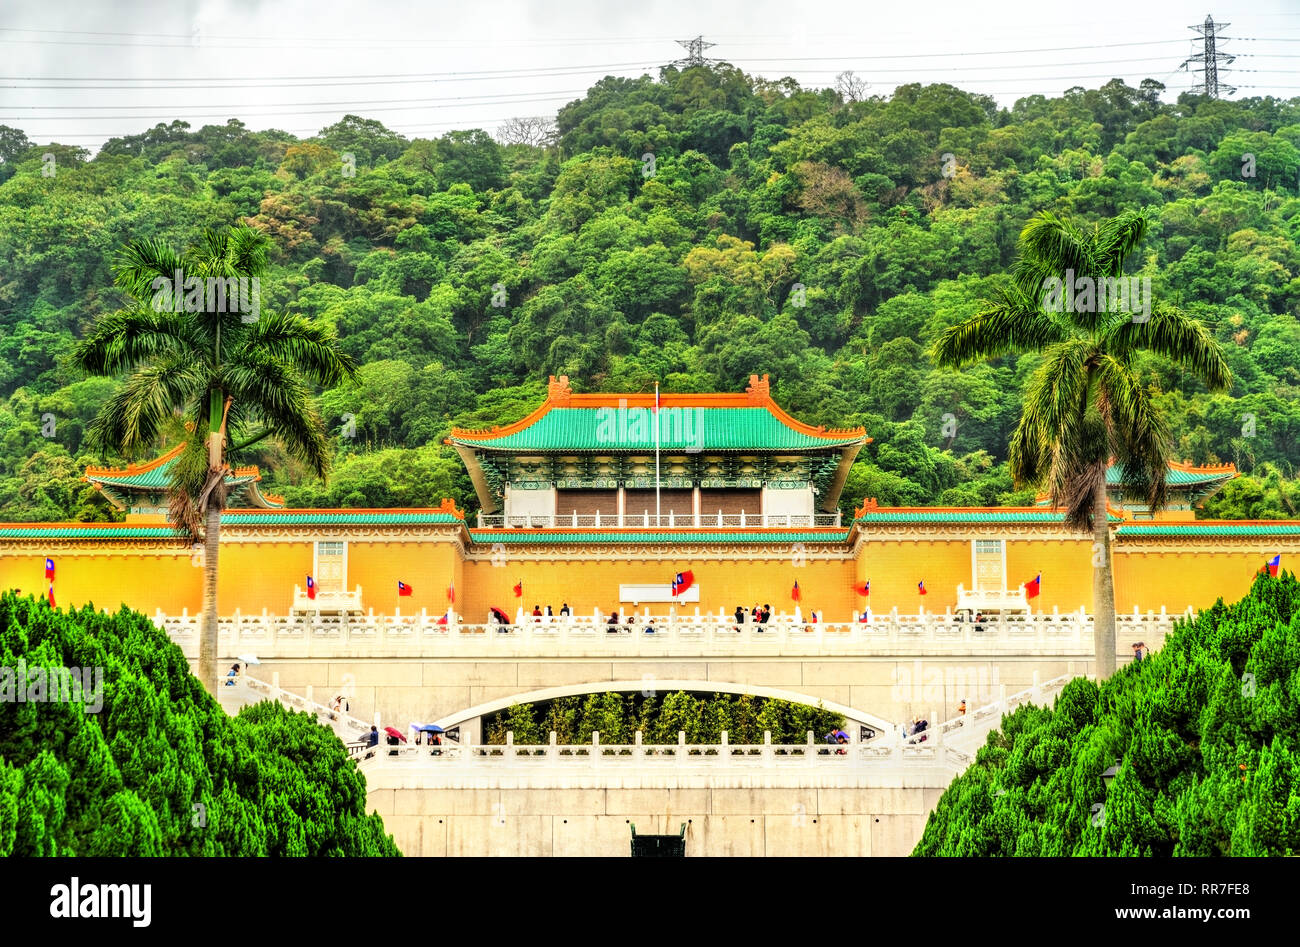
[
  {"xmin": 0, "ymin": 592, "xmax": 399, "ymax": 855},
  {"xmin": 485, "ymin": 690, "xmax": 843, "ymax": 745},
  {"xmin": 1, "ymin": 69, "xmax": 1299, "ymax": 520},
  {"xmin": 914, "ymin": 574, "xmax": 1300, "ymax": 856}
]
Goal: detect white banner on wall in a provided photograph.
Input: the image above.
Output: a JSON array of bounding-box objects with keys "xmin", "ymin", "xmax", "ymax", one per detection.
[{"xmin": 618, "ymin": 584, "xmax": 700, "ymax": 603}]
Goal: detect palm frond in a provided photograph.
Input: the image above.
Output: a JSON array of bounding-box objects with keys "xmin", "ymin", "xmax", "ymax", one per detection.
[
  {"xmin": 221, "ymin": 355, "xmax": 332, "ymax": 478},
  {"xmin": 84, "ymin": 357, "xmax": 206, "ymax": 455},
  {"xmin": 1096, "ymin": 354, "xmax": 1172, "ymax": 512},
  {"xmin": 112, "ymin": 239, "xmax": 186, "ymax": 302},
  {"xmin": 931, "ymin": 287, "xmax": 1070, "ymax": 368},
  {"xmin": 72, "ymin": 307, "xmax": 204, "ymax": 378},
  {"xmin": 1091, "ymin": 210, "xmax": 1151, "ymax": 277},
  {"xmin": 1007, "ymin": 339, "xmax": 1093, "ymax": 490},
  {"xmin": 1101, "ymin": 303, "xmax": 1232, "ymax": 392},
  {"xmin": 1011, "ymin": 212, "xmax": 1096, "ymax": 301},
  {"xmin": 239, "ymin": 312, "xmax": 357, "ymax": 387}
]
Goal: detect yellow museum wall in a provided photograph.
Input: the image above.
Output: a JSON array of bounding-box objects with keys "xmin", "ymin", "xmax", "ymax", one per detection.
[
  {"xmin": 346, "ymin": 541, "xmax": 461, "ymax": 616},
  {"xmin": 0, "ymin": 549, "xmax": 201, "ymax": 615},
  {"xmin": 1113, "ymin": 548, "xmax": 1281, "ymax": 614},
  {"xmin": 461, "ymin": 553, "xmax": 857, "ymax": 622},
  {"xmin": 216, "ymin": 542, "xmax": 311, "ymax": 614},
  {"xmin": 1005, "ymin": 539, "xmax": 1095, "ymax": 612}
]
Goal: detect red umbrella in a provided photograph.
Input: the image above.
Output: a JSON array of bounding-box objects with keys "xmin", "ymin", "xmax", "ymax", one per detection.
[
  {"xmin": 384, "ymin": 726, "xmax": 407, "ymax": 742},
  {"xmin": 489, "ymin": 606, "xmax": 511, "ymax": 624}
]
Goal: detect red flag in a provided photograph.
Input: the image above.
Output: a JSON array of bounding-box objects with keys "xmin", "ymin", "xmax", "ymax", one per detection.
[
  {"xmin": 447, "ymin": 580, "xmax": 455, "ymax": 603},
  {"xmin": 398, "ymin": 581, "xmax": 413, "ymax": 597},
  {"xmin": 854, "ymin": 580, "xmax": 870, "ymax": 596},
  {"xmin": 47, "ymin": 584, "xmax": 55, "ymax": 608},
  {"xmin": 437, "ymin": 613, "xmax": 448, "ymax": 625},
  {"xmin": 917, "ymin": 580, "xmax": 927, "ymax": 595},
  {"xmin": 513, "ymin": 581, "xmax": 522, "ymax": 598},
  {"xmin": 791, "ymin": 581, "xmax": 801, "ymax": 602},
  {"xmin": 1265, "ymin": 555, "xmax": 1281, "ymax": 577},
  {"xmin": 671, "ymin": 570, "xmax": 694, "ymax": 596},
  {"xmin": 306, "ymin": 575, "xmax": 316, "ymax": 600},
  {"xmin": 45, "ymin": 557, "xmax": 55, "ymax": 580},
  {"xmin": 1024, "ymin": 573, "xmax": 1041, "ymax": 599}
]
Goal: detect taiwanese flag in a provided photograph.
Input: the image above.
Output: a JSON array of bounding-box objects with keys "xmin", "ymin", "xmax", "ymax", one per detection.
[
  {"xmin": 436, "ymin": 613, "xmax": 448, "ymax": 625},
  {"xmin": 1265, "ymin": 555, "xmax": 1281, "ymax": 577},
  {"xmin": 513, "ymin": 581, "xmax": 523, "ymax": 598},
  {"xmin": 44, "ymin": 558, "xmax": 55, "ymax": 580},
  {"xmin": 791, "ymin": 581, "xmax": 801, "ymax": 602},
  {"xmin": 854, "ymin": 580, "xmax": 870, "ymax": 597},
  {"xmin": 671, "ymin": 570, "xmax": 694, "ymax": 596},
  {"xmin": 398, "ymin": 581, "xmax": 413, "ymax": 597},
  {"xmin": 1024, "ymin": 573, "xmax": 1041, "ymax": 600},
  {"xmin": 306, "ymin": 575, "xmax": 316, "ymax": 600},
  {"xmin": 47, "ymin": 584, "xmax": 55, "ymax": 607},
  {"xmin": 918, "ymin": 580, "xmax": 927, "ymax": 595}
]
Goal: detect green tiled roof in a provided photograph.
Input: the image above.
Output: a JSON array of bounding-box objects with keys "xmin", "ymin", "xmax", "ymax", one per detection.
[
  {"xmin": 0, "ymin": 510, "xmax": 465, "ymax": 539},
  {"xmin": 1118, "ymin": 523, "xmax": 1300, "ymax": 536},
  {"xmin": 857, "ymin": 510, "xmax": 1124, "ymax": 524},
  {"xmin": 470, "ymin": 530, "xmax": 853, "ymax": 544},
  {"xmin": 1106, "ymin": 465, "xmax": 1234, "ymax": 486},
  {"xmin": 221, "ymin": 511, "xmax": 463, "ymax": 526},
  {"xmin": 0, "ymin": 525, "xmax": 178, "ymax": 539},
  {"xmin": 450, "ymin": 407, "xmax": 864, "ymax": 451}
]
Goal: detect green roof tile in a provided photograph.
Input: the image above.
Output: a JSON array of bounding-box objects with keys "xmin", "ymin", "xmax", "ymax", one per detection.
[
  {"xmin": 1118, "ymin": 523, "xmax": 1300, "ymax": 536},
  {"xmin": 856, "ymin": 510, "xmax": 1123, "ymax": 524},
  {"xmin": 0, "ymin": 526, "xmax": 179, "ymax": 539},
  {"xmin": 1105, "ymin": 465, "xmax": 1234, "ymax": 486},
  {"xmin": 469, "ymin": 530, "xmax": 852, "ymax": 544},
  {"xmin": 221, "ymin": 511, "xmax": 463, "ymax": 526},
  {"xmin": 450, "ymin": 407, "xmax": 864, "ymax": 452}
]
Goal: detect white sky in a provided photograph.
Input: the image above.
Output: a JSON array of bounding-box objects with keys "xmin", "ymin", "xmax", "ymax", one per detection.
[{"xmin": 1, "ymin": 0, "xmax": 1297, "ymax": 153}]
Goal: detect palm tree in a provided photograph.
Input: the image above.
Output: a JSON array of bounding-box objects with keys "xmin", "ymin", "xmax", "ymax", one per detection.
[
  {"xmin": 932, "ymin": 210, "xmax": 1230, "ymax": 678},
  {"xmin": 75, "ymin": 224, "xmax": 355, "ymax": 694}
]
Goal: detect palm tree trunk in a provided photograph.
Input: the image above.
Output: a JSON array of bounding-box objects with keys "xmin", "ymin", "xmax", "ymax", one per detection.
[
  {"xmin": 1092, "ymin": 480, "xmax": 1117, "ymax": 679},
  {"xmin": 198, "ymin": 426, "xmax": 224, "ymax": 696},
  {"xmin": 198, "ymin": 501, "xmax": 221, "ymax": 695}
]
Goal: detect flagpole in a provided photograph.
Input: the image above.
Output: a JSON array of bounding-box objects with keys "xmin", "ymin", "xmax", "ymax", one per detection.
[{"xmin": 654, "ymin": 381, "xmax": 661, "ymax": 526}]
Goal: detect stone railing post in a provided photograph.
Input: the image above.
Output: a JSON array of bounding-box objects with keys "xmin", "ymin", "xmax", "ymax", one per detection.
[
  {"xmin": 720, "ymin": 729, "xmax": 728, "ymax": 760},
  {"xmin": 806, "ymin": 729, "xmax": 814, "ymax": 766},
  {"xmin": 549, "ymin": 730, "xmax": 558, "ymax": 762},
  {"xmin": 678, "ymin": 730, "xmax": 687, "ymax": 767},
  {"xmin": 929, "ymin": 710, "xmax": 941, "ymax": 747},
  {"xmin": 634, "ymin": 729, "xmax": 644, "ymax": 763},
  {"xmin": 592, "ymin": 731, "xmax": 601, "ymax": 767},
  {"xmin": 762, "ymin": 730, "xmax": 773, "ymax": 767},
  {"xmin": 506, "ymin": 730, "xmax": 514, "ymax": 763}
]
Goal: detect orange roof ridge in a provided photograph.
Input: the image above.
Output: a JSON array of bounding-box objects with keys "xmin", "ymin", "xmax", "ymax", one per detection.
[
  {"xmin": 1168, "ymin": 459, "xmax": 1237, "ymax": 474},
  {"xmin": 449, "ymin": 374, "xmax": 867, "ymax": 443},
  {"xmin": 84, "ymin": 442, "xmax": 185, "ymax": 480}
]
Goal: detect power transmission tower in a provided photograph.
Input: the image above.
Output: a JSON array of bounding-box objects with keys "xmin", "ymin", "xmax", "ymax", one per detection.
[
  {"xmin": 672, "ymin": 35, "xmax": 717, "ymax": 68},
  {"xmin": 1180, "ymin": 15, "xmax": 1235, "ymax": 98}
]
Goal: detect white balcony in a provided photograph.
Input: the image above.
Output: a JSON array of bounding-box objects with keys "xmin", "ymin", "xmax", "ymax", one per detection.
[
  {"xmin": 955, "ymin": 584, "xmax": 1029, "ymax": 614},
  {"xmin": 291, "ymin": 583, "xmax": 364, "ymax": 614},
  {"xmin": 475, "ymin": 511, "xmax": 843, "ymax": 529}
]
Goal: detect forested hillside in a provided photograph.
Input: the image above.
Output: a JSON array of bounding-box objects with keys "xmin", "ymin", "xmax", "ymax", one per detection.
[
  {"xmin": 1, "ymin": 67, "xmax": 1298, "ymax": 521},
  {"xmin": 914, "ymin": 573, "xmax": 1300, "ymax": 856}
]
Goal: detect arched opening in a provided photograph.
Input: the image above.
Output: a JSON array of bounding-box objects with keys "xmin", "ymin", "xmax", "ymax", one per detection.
[{"xmin": 433, "ymin": 679, "xmax": 891, "ymax": 746}]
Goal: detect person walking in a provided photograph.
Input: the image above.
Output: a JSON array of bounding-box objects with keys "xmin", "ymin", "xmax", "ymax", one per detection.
[{"xmin": 559, "ymin": 603, "xmax": 570, "ymax": 617}]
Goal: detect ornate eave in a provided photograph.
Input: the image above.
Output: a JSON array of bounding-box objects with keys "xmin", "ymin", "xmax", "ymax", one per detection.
[
  {"xmin": 84, "ymin": 444, "xmax": 286, "ymax": 512},
  {"xmin": 445, "ymin": 375, "xmax": 870, "ymax": 514}
]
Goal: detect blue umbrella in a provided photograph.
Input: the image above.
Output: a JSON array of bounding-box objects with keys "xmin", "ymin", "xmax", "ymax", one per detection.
[{"xmin": 414, "ymin": 724, "xmax": 445, "ymax": 734}]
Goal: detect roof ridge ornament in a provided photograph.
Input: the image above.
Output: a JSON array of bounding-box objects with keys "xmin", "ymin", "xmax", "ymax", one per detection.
[
  {"xmin": 548, "ymin": 375, "xmax": 572, "ymax": 406},
  {"xmin": 745, "ymin": 373, "xmax": 770, "ymax": 405}
]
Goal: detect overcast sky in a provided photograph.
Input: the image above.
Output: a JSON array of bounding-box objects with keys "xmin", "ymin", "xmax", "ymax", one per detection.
[{"xmin": 2, "ymin": 0, "xmax": 1297, "ymax": 153}]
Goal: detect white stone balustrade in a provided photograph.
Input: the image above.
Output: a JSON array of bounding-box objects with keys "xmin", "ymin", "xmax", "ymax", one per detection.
[
  {"xmin": 474, "ymin": 511, "xmax": 843, "ymax": 529},
  {"xmin": 157, "ymin": 605, "xmax": 1189, "ymax": 660}
]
